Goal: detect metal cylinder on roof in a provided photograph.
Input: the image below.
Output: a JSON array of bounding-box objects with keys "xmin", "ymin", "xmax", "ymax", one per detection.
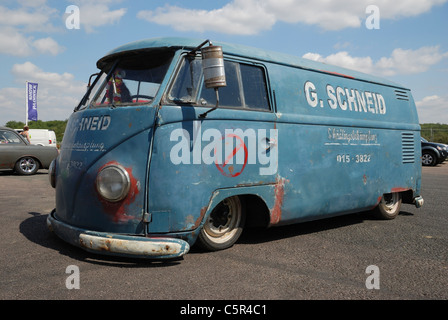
[{"xmin": 202, "ymin": 45, "xmax": 226, "ymax": 89}]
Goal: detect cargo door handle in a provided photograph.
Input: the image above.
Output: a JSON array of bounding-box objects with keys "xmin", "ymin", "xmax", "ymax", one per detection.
[{"xmin": 261, "ymin": 137, "xmax": 277, "ymax": 150}]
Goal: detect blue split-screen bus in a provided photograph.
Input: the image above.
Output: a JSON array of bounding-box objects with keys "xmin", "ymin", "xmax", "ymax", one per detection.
[{"xmin": 47, "ymin": 38, "xmax": 424, "ymax": 259}]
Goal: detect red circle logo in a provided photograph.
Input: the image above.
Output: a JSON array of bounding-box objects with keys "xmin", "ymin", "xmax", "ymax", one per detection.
[{"xmin": 214, "ymin": 133, "xmax": 248, "ymax": 177}]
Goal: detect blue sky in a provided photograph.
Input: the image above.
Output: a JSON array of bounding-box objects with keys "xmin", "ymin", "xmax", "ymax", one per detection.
[{"xmin": 1, "ymin": 0, "xmax": 447, "ymax": 124}]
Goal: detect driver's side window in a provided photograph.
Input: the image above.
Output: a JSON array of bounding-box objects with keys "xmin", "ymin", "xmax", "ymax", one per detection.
[
  {"xmin": 169, "ymin": 57, "xmax": 202, "ymax": 103},
  {"xmin": 169, "ymin": 55, "xmax": 270, "ymax": 111}
]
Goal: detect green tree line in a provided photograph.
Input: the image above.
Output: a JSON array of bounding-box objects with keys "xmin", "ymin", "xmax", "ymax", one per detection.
[
  {"xmin": 4, "ymin": 120, "xmax": 68, "ymax": 146},
  {"xmin": 420, "ymin": 123, "xmax": 448, "ymax": 144}
]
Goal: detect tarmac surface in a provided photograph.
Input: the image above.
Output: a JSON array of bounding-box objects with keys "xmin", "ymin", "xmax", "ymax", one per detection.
[{"xmin": 1, "ymin": 163, "xmax": 447, "ymax": 303}]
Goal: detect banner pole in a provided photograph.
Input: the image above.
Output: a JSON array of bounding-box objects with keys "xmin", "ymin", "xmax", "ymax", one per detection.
[{"xmin": 25, "ymin": 81, "xmax": 28, "ymax": 126}]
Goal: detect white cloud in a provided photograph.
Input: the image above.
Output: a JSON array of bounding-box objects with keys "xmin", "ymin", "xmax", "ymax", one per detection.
[
  {"xmin": 0, "ymin": 3, "xmax": 63, "ymax": 57},
  {"xmin": 0, "ymin": 27, "xmax": 33, "ymax": 57},
  {"xmin": 416, "ymin": 95, "xmax": 448, "ymax": 123},
  {"xmin": 376, "ymin": 46, "xmax": 448, "ymax": 76},
  {"xmin": 17, "ymin": 0, "xmax": 47, "ymax": 7},
  {"xmin": 266, "ymin": 0, "xmax": 363, "ymax": 30},
  {"xmin": 0, "ymin": 4, "xmax": 58, "ymax": 32},
  {"xmin": 71, "ymin": 0, "xmax": 127, "ymax": 33},
  {"xmin": 0, "ymin": 62, "xmax": 86, "ymax": 122},
  {"xmin": 304, "ymin": 51, "xmax": 375, "ymax": 74},
  {"xmin": 11, "ymin": 62, "xmax": 83, "ymax": 93},
  {"xmin": 0, "ymin": 28, "xmax": 64, "ymax": 57},
  {"xmin": 32, "ymin": 37, "xmax": 65, "ymax": 55},
  {"xmin": 303, "ymin": 46, "xmax": 448, "ymax": 76},
  {"xmin": 137, "ymin": 0, "xmax": 447, "ymax": 34},
  {"xmin": 137, "ymin": 0, "xmax": 275, "ymax": 35},
  {"xmin": 0, "ymin": 0, "xmax": 126, "ymax": 57}
]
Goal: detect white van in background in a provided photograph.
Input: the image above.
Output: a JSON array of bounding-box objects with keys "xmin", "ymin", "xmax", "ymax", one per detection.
[{"xmin": 15, "ymin": 129, "xmax": 57, "ymax": 147}]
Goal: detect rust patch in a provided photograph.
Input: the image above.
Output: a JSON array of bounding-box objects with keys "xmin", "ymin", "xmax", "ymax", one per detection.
[
  {"xmin": 195, "ymin": 206, "xmax": 208, "ymax": 229},
  {"xmin": 185, "ymin": 214, "xmax": 195, "ymax": 226},
  {"xmin": 98, "ymin": 239, "xmax": 112, "ymax": 251},
  {"xmin": 181, "ymin": 206, "xmax": 207, "ymax": 231},
  {"xmin": 371, "ymin": 195, "xmax": 383, "ymax": 209},
  {"xmin": 270, "ymin": 177, "xmax": 286, "ymax": 225}
]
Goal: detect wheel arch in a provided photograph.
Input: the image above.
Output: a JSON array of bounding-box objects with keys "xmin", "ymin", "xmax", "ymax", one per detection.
[
  {"xmin": 239, "ymin": 194, "xmax": 270, "ymax": 228},
  {"xmin": 195, "ymin": 187, "xmax": 272, "ymax": 251},
  {"xmin": 422, "ymin": 146, "xmax": 440, "ymax": 158},
  {"xmin": 200, "ymin": 185, "xmax": 273, "ymax": 230},
  {"xmin": 13, "ymin": 154, "xmax": 44, "ymax": 167}
]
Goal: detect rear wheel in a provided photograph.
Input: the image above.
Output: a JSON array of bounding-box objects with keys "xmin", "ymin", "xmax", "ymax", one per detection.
[
  {"xmin": 374, "ymin": 192, "xmax": 402, "ymax": 220},
  {"xmin": 198, "ymin": 196, "xmax": 245, "ymax": 251},
  {"xmin": 15, "ymin": 157, "xmax": 39, "ymax": 175}
]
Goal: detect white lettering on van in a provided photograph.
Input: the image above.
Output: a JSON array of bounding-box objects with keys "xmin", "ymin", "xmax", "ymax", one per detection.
[
  {"xmin": 78, "ymin": 115, "xmax": 111, "ymax": 131},
  {"xmin": 305, "ymin": 81, "xmax": 386, "ymax": 114},
  {"xmin": 304, "ymin": 81, "xmax": 319, "ymax": 107}
]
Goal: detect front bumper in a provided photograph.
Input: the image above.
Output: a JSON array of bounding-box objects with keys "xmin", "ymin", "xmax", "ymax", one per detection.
[{"xmin": 47, "ymin": 210, "xmax": 190, "ymax": 259}]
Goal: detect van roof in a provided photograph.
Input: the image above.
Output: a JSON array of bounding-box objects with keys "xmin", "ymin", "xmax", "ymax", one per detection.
[{"xmin": 99, "ymin": 37, "xmax": 406, "ymax": 90}]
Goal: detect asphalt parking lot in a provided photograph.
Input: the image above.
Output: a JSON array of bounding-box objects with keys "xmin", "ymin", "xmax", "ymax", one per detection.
[{"xmin": 0, "ymin": 163, "xmax": 447, "ymax": 303}]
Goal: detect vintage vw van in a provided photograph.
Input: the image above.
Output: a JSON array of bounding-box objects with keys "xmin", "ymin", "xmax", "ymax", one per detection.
[{"xmin": 47, "ymin": 38, "xmax": 423, "ymax": 259}]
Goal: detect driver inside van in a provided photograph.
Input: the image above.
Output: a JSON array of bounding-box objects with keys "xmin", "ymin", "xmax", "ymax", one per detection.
[{"xmin": 106, "ymin": 68, "xmax": 132, "ymax": 104}]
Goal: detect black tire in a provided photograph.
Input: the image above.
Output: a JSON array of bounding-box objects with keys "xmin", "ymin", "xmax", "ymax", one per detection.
[
  {"xmin": 374, "ymin": 193, "xmax": 402, "ymax": 220},
  {"xmin": 422, "ymin": 151, "xmax": 437, "ymax": 166},
  {"xmin": 14, "ymin": 157, "xmax": 40, "ymax": 175},
  {"xmin": 197, "ymin": 196, "xmax": 246, "ymax": 251}
]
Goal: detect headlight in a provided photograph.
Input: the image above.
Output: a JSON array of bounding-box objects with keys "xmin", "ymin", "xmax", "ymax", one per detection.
[
  {"xmin": 96, "ymin": 164, "xmax": 130, "ymax": 202},
  {"xmin": 48, "ymin": 159, "xmax": 56, "ymax": 188}
]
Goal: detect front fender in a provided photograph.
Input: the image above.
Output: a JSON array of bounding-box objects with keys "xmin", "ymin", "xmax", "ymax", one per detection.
[{"xmin": 422, "ymin": 146, "xmax": 440, "ymax": 157}]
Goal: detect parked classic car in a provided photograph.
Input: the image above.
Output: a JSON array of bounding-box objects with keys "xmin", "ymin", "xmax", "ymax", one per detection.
[
  {"xmin": 421, "ymin": 137, "xmax": 448, "ymax": 166},
  {"xmin": 0, "ymin": 126, "xmax": 58, "ymax": 175}
]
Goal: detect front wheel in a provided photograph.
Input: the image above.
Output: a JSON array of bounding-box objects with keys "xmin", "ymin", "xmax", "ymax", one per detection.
[
  {"xmin": 373, "ymin": 192, "xmax": 402, "ymax": 220},
  {"xmin": 198, "ymin": 196, "xmax": 246, "ymax": 251},
  {"xmin": 422, "ymin": 151, "xmax": 437, "ymax": 166},
  {"xmin": 15, "ymin": 157, "xmax": 39, "ymax": 175}
]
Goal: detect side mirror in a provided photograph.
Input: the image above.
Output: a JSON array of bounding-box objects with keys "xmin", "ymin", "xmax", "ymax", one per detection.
[
  {"xmin": 195, "ymin": 41, "xmax": 226, "ymax": 118},
  {"xmin": 201, "ymin": 45, "xmax": 226, "ymax": 89}
]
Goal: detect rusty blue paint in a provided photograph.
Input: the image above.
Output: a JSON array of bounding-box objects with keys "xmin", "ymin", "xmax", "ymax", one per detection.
[{"xmin": 47, "ymin": 37, "xmax": 422, "ymax": 259}]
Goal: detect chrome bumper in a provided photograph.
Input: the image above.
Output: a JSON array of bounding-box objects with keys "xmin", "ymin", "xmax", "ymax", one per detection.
[{"xmin": 47, "ymin": 210, "xmax": 190, "ymax": 259}]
